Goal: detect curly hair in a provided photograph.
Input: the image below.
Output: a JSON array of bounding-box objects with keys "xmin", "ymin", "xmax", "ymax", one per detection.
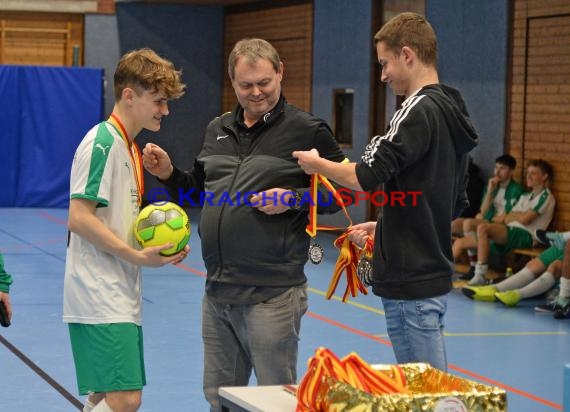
[{"xmin": 114, "ymin": 48, "xmax": 186, "ymax": 100}]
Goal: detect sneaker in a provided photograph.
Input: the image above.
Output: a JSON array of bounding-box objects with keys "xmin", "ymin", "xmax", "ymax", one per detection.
[
  {"xmin": 467, "ymin": 273, "xmax": 487, "ymax": 286},
  {"xmin": 495, "ymin": 290, "xmax": 521, "ymax": 307},
  {"xmin": 535, "ymin": 302, "xmax": 557, "ymax": 312},
  {"xmin": 545, "ymin": 287, "xmax": 560, "ymax": 303},
  {"xmin": 553, "ymin": 298, "xmax": 570, "ymax": 319},
  {"xmin": 459, "ymin": 266, "xmax": 475, "ymax": 281},
  {"xmin": 462, "ymin": 285, "xmax": 497, "ymax": 302},
  {"xmin": 535, "ymin": 230, "xmax": 567, "ymax": 250}
]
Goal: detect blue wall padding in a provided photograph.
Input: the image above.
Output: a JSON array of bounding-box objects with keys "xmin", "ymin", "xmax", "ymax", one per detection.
[{"xmin": 0, "ymin": 66, "xmax": 103, "ymax": 207}]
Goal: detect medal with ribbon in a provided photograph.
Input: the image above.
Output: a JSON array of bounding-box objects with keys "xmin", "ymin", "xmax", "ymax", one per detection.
[
  {"xmin": 305, "ymin": 174, "xmax": 373, "ymax": 302},
  {"xmin": 356, "ymin": 236, "xmax": 374, "ymax": 286},
  {"xmin": 107, "ymin": 113, "xmax": 144, "ymax": 206}
]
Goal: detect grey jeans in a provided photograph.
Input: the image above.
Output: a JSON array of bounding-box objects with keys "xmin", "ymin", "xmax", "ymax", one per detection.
[{"xmin": 202, "ymin": 285, "xmax": 308, "ymax": 412}]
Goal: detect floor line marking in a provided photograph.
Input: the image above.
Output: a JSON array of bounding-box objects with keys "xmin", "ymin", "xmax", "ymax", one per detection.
[
  {"xmin": 0, "ymin": 334, "xmax": 83, "ymax": 411},
  {"xmin": 449, "ymin": 364, "xmax": 562, "ymax": 410},
  {"xmin": 35, "ymin": 214, "xmax": 564, "ymax": 411},
  {"xmin": 306, "ymin": 311, "xmax": 562, "ymax": 410},
  {"xmin": 307, "ymin": 287, "xmax": 385, "ymax": 315},
  {"xmin": 444, "ymin": 331, "xmax": 566, "ymax": 337}
]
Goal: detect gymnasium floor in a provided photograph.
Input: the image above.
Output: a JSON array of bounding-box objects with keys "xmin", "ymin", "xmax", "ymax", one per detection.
[{"xmin": 0, "ymin": 207, "xmax": 568, "ymax": 411}]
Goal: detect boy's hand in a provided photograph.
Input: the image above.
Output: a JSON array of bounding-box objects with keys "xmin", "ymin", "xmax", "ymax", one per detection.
[
  {"xmin": 292, "ymin": 149, "xmax": 322, "ymax": 174},
  {"xmin": 137, "ymin": 244, "xmax": 190, "ymax": 267},
  {"xmin": 0, "ymin": 292, "xmax": 12, "ymax": 327},
  {"xmin": 347, "ymin": 221, "xmax": 377, "ymax": 248}
]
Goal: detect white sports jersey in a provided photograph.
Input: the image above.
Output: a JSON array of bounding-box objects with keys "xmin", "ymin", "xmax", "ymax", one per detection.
[
  {"xmin": 508, "ymin": 188, "xmax": 555, "ymax": 237},
  {"xmin": 63, "ymin": 122, "xmax": 142, "ymax": 325},
  {"xmin": 493, "ymin": 187, "xmax": 507, "ymax": 215}
]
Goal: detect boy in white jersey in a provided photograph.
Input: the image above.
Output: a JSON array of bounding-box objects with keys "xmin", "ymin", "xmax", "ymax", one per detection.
[
  {"xmin": 63, "ymin": 48, "xmax": 188, "ymax": 412},
  {"xmin": 452, "ymin": 154, "xmax": 523, "ymax": 277},
  {"xmin": 459, "ymin": 159, "xmax": 555, "ymax": 285},
  {"xmin": 452, "ymin": 155, "xmax": 521, "ymax": 234}
]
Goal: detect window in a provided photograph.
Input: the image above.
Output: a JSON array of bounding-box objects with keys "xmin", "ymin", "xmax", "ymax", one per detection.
[{"xmin": 332, "ymin": 88, "xmax": 354, "ymax": 147}]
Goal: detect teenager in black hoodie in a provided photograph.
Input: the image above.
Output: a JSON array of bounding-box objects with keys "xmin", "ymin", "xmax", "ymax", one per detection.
[{"xmin": 294, "ymin": 12, "xmax": 478, "ymax": 371}]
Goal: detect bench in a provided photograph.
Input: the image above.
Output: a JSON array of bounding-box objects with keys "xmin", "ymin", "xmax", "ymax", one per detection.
[
  {"xmin": 504, "ymin": 246, "xmax": 547, "ymax": 273},
  {"xmin": 454, "ymin": 246, "xmax": 546, "ymax": 281},
  {"xmin": 511, "ymin": 247, "xmax": 546, "ymax": 258}
]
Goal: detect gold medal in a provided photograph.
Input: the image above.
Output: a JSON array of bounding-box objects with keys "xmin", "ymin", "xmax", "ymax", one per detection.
[{"xmin": 308, "ymin": 243, "xmax": 324, "ymax": 264}]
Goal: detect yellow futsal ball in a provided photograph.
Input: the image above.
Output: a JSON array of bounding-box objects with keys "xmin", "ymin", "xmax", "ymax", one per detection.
[{"xmin": 134, "ymin": 202, "xmax": 190, "ymax": 256}]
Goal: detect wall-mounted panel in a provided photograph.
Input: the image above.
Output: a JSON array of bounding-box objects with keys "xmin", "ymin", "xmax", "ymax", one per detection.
[
  {"xmin": 509, "ymin": 0, "xmax": 570, "ymax": 230},
  {"xmin": 0, "ymin": 11, "xmax": 84, "ymax": 66}
]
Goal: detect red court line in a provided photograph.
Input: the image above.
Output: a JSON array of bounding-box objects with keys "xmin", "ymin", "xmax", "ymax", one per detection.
[
  {"xmin": 449, "ymin": 365, "xmax": 562, "ymax": 411},
  {"xmin": 38, "ymin": 211, "xmax": 68, "ymax": 226},
  {"xmin": 41, "ymin": 210, "xmax": 560, "ymax": 411},
  {"xmin": 176, "ymin": 262, "xmax": 207, "ymax": 277},
  {"xmin": 174, "ymin": 262, "xmax": 562, "ymax": 411},
  {"xmin": 306, "ymin": 311, "xmax": 562, "ymax": 411},
  {"xmin": 306, "ymin": 311, "xmax": 392, "ymax": 346}
]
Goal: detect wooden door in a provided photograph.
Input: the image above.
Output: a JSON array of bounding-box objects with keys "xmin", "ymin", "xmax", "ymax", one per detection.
[{"xmin": 222, "ymin": 2, "xmax": 312, "ymax": 113}]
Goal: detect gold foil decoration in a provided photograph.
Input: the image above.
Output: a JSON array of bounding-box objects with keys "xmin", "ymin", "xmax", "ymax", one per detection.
[
  {"xmin": 296, "ymin": 348, "xmax": 408, "ymax": 411},
  {"xmin": 325, "ymin": 363, "xmax": 507, "ymax": 412}
]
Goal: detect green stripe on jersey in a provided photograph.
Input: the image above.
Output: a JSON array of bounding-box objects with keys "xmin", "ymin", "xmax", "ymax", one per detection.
[
  {"xmin": 532, "ymin": 189, "xmax": 549, "ymax": 213},
  {"xmin": 85, "ymin": 123, "xmax": 114, "ymax": 202}
]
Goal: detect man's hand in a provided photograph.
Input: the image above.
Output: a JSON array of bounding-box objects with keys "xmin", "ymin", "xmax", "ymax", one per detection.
[
  {"xmin": 292, "ymin": 149, "xmax": 322, "ymax": 175},
  {"xmin": 143, "ymin": 143, "xmax": 174, "ymax": 181},
  {"xmin": 250, "ymin": 188, "xmax": 295, "ymax": 215}
]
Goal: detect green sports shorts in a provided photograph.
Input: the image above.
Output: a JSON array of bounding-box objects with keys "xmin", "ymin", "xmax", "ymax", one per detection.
[
  {"xmin": 68, "ymin": 323, "xmax": 146, "ymax": 395},
  {"xmin": 490, "ymin": 226, "xmax": 533, "ymax": 256},
  {"xmin": 538, "ymin": 245, "xmax": 565, "ymax": 267}
]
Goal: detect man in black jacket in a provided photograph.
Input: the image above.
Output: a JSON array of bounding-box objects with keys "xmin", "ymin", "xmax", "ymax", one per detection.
[
  {"xmin": 294, "ymin": 12, "xmax": 478, "ymax": 371},
  {"xmin": 143, "ymin": 38, "xmax": 348, "ymax": 411}
]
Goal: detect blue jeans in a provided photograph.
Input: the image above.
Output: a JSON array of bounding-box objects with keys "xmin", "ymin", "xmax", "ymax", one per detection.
[
  {"xmin": 202, "ymin": 285, "xmax": 308, "ymax": 412},
  {"xmin": 381, "ymin": 294, "xmax": 448, "ymax": 371}
]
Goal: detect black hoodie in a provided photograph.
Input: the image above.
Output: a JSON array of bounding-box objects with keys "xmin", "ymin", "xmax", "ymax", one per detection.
[{"xmin": 355, "ymin": 84, "xmax": 478, "ymax": 299}]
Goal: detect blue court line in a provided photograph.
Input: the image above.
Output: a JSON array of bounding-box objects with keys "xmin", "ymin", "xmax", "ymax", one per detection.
[
  {"xmin": 176, "ymin": 262, "xmax": 562, "ymax": 411},
  {"xmin": 31, "ymin": 211, "xmax": 565, "ymax": 410}
]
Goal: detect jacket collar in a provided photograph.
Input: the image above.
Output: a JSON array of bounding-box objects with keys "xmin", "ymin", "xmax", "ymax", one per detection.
[{"xmin": 228, "ymin": 95, "xmax": 286, "ymax": 129}]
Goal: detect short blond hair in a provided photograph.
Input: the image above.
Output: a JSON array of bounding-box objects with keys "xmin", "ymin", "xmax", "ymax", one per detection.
[
  {"xmin": 228, "ymin": 38, "xmax": 281, "ymax": 80},
  {"xmin": 374, "ymin": 12, "xmax": 437, "ymax": 67},
  {"xmin": 114, "ymin": 48, "xmax": 186, "ymax": 100}
]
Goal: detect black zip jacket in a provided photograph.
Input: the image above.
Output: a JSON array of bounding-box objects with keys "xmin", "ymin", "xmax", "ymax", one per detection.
[
  {"xmin": 355, "ymin": 84, "xmax": 479, "ymax": 300},
  {"xmin": 162, "ymin": 96, "xmax": 347, "ymax": 287}
]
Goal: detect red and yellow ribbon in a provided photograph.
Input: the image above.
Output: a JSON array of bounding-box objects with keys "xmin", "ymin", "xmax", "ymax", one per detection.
[
  {"xmin": 107, "ymin": 113, "xmax": 144, "ymax": 206},
  {"xmin": 306, "ymin": 174, "xmax": 373, "ymax": 302},
  {"xmin": 295, "ymin": 347, "xmax": 408, "ymax": 412}
]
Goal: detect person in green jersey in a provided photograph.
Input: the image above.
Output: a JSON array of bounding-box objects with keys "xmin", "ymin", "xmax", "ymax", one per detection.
[
  {"xmin": 452, "ymin": 154, "xmax": 523, "ymax": 278},
  {"xmin": 63, "ymin": 49, "xmax": 188, "ymax": 412},
  {"xmin": 0, "ymin": 253, "xmax": 13, "ymax": 326}
]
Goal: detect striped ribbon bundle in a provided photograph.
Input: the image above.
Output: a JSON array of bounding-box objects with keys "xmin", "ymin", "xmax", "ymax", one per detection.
[
  {"xmin": 306, "ymin": 174, "xmax": 374, "ymax": 302},
  {"xmin": 327, "ymin": 232, "xmax": 369, "ymax": 302},
  {"xmin": 296, "ymin": 347, "xmax": 408, "ymax": 412}
]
